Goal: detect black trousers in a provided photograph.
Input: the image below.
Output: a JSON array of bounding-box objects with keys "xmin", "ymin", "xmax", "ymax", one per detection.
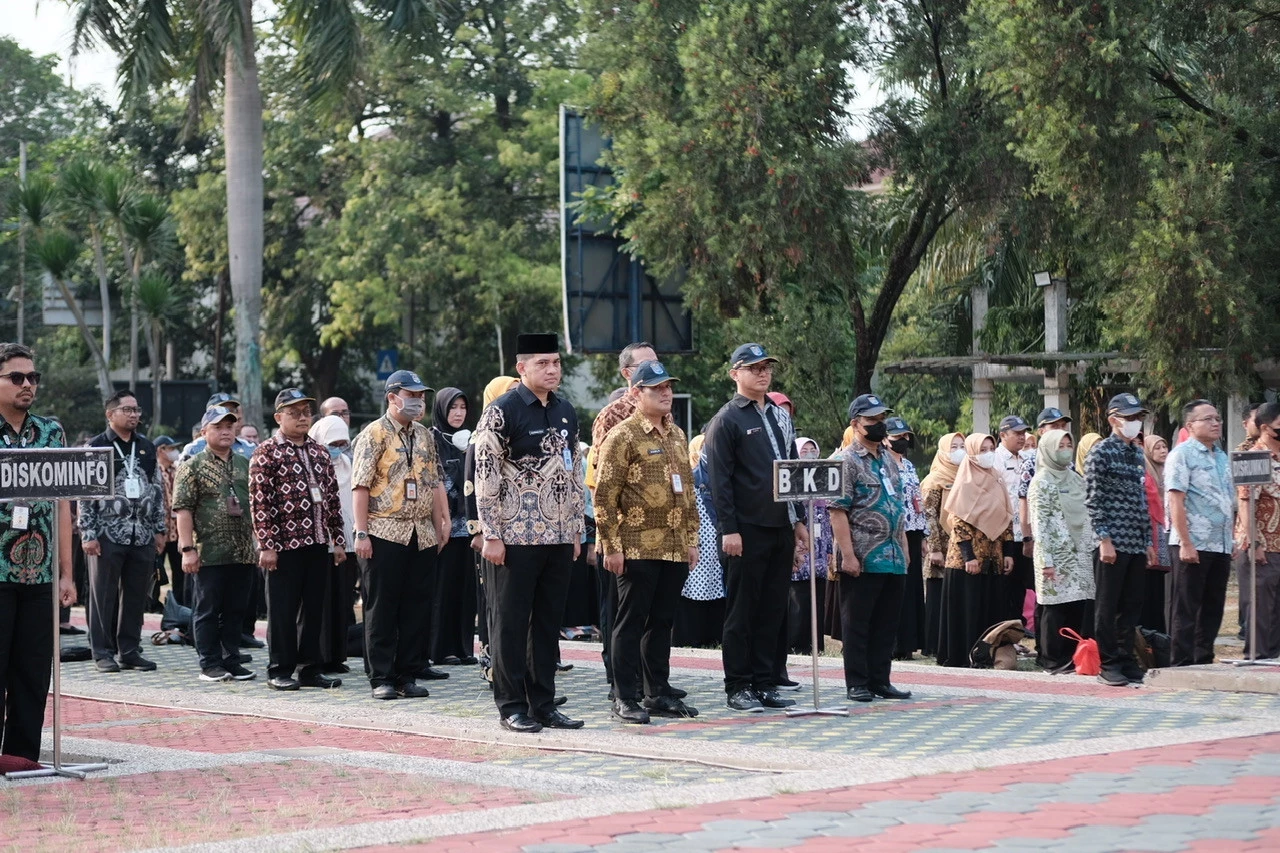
[
  {"xmin": 88, "ymin": 539, "xmax": 153, "ymax": 662},
  {"xmin": 895, "ymin": 530, "xmax": 926, "ymax": 656},
  {"xmin": 721, "ymin": 523, "xmax": 793, "ymax": 695},
  {"xmin": 1037, "ymin": 599, "xmax": 1094, "ymax": 671},
  {"xmin": 241, "ymin": 565, "xmax": 266, "ymax": 636},
  {"xmin": 611, "ymin": 559, "xmax": 686, "ymax": 700},
  {"xmin": 489, "ymin": 544, "xmax": 572, "ymax": 718},
  {"xmin": 191, "ymin": 563, "xmax": 254, "ymax": 671},
  {"xmin": 1170, "ymin": 549, "xmax": 1231, "ymax": 666},
  {"xmin": 430, "ymin": 537, "xmax": 476, "ymax": 662},
  {"xmin": 0, "ymin": 582, "xmax": 53, "ymax": 761},
  {"xmin": 320, "ymin": 555, "xmax": 356, "ymax": 668},
  {"xmin": 839, "ymin": 572, "xmax": 906, "ymax": 689},
  {"xmin": 476, "ymin": 556, "xmax": 491, "ymax": 646},
  {"xmin": 786, "ymin": 577, "xmax": 826, "ymax": 654},
  {"xmin": 1094, "ymin": 549, "xmax": 1146, "ymax": 673},
  {"xmin": 673, "ymin": 597, "xmax": 726, "ymax": 648},
  {"xmin": 265, "ymin": 544, "xmax": 328, "ymax": 680},
  {"xmin": 363, "ymin": 534, "xmax": 436, "ymax": 688},
  {"xmin": 596, "ymin": 565, "xmax": 618, "ymax": 682},
  {"xmin": 1140, "ymin": 568, "xmax": 1168, "ymax": 633},
  {"xmin": 923, "ymin": 577, "xmax": 944, "ymax": 657},
  {"xmin": 163, "ymin": 542, "xmax": 185, "ymax": 608},
  {"xmin": 1246, "ymin": 553, "xmax": 1280, "ymax": 659}
]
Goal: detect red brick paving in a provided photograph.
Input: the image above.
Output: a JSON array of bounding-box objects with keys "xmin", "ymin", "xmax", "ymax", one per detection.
[{"xmin": 45, "ymin": 697, "xmax": 203, "ymax": 727}]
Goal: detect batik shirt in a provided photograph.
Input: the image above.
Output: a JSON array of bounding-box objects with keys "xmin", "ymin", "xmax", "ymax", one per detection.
[
  {"xmin": 351, "ymin": 414, "xmax": 443, "ymax": 549},
  {"xmin": 171, "ymin": 450, "xmax": 254, "ymax": 566},
  {"xmin": 898, "ymin": 456, "xmax": 929, "ymax": 534},
  {"xmin": 78, "ymin": 429, "xmax": 166, "ymax": 547},
  {"xmin": 473, "ymin": 384, "xmax": 585, "ymax": 546},
  {"xmin": 791, "ymin": 500, "xmax": 833, "ymax": 582},
  {"xmin": 922, "ymin": 485, "xmax": 951, "ymax": 580},
  {"xmin": 0, "ymin": 413, "xmax": 65, "ymax": 585},
  {"xmin": 1027, "ymin": 477, "xmax": 1096, "ymax": 605},
  {"xmin": 1165, "ymin": 439, "xmax": 1235, "ymax": 554},
  {"xmin": 1084, "ymin": 435, "xmax": 1150, "ymax": 554},
  {"xmin": 830, "ymin": 443, "xmax": 907, "ymax": 575},
  {"xmin": 248, "ymin": 435, "xmax": 346, "ymax": 553}
]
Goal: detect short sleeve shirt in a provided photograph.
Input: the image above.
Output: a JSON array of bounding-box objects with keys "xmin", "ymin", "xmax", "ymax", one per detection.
[
  {"xmin": 351, "ymin": 414, "xmax": 443, "ymax": 549},
  {"xmin": 0, "ymin": 414, "xmax": 66, "ymax": 585},
  {"xmin": 1165, "ymin": 440, "xmax": 1235, "ymax": 554},
  {"xmin": 171, "ymin": 450, "xmax": 255, "ymax": 566},
  {"xmin": 830, "ymin": 444, "xmax": 907, "ymax": 575}
]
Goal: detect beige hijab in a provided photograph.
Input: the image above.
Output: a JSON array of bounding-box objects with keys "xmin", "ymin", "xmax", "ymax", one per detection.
[
  {"xmin": 1143, "ymin": 434, "xmax": 1167, "ymax": 493},
  {"xmin": 1076, "ymin": 432, "xmax": 1102, "ymax": 473},
  {"xmin": 688, "ymin": 434, "xmax": 706, "ymax": 468},
  {"xmin": 920, "ymin": 431, "xmax": 964, "ymax": 495},
  {"xmin": 943, "ymin": 433, "xmax": 1013, "ymax": 541}
]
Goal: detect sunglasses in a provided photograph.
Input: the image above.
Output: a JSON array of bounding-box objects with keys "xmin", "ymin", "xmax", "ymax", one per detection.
[{"xmin": 1, "ymin": 372, "xmax": 42, "ymax": 386}]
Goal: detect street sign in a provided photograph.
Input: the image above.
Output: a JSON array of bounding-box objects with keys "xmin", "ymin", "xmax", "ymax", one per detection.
[
  {"xmin": 1231, "ymin": 450, "xmax": 1272, "ymax": 487},
  {"xmin": 0, "ymin": 447, "xmax": 114, "ymax": 502},
  {"xmin": 375, "ymin": 349, "xmax": 399, "ymax": 381},
  {"xmin": 773, "ymin": 459, "xmax": 843, "ymax": 502}
]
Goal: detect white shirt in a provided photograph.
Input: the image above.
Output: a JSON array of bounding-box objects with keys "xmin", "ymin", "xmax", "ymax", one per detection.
[{"xmin": 994, "ymin": 444, "xmax": 1023, "ymax": 531}]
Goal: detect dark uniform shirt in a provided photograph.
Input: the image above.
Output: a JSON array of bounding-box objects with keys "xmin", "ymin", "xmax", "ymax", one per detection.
[
  {"xmin": 78, "ymin": 429, "xmax": 166, "ymax": 547},
  {"xmin": 1084, "ymin": 434, "xmax": 1150, "ymax": 554},
  {"xmin": 704, "ymin": 394, "xmax": 799, "ymax": 534},
  {"xmin": 0, "ymin": 413, "xmax": 65, "ymax": 585}
]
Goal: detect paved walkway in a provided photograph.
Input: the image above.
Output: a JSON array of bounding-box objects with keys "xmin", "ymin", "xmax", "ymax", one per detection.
[{"xmin": 5, "ymin": 620, "xmax": 1280, "ymax": 852}]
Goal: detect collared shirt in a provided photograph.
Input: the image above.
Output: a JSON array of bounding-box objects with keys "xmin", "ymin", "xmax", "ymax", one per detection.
[
  {"xmin": 474, "ymin": 383, "xmax": 585, "ymax": 546},
  {"xmin": 1244, "ymin": 446, "xmax": 1280, "ymax": 553},
  {"xmin": 593, "ymin": 410, "xmax": 697, "ymax": 561},
  {"xmin": 0, "ymin": 413, "xmax": 65, "ymax": 585},
  {"xmin": 180, "ymin": 436, "xmax": 255, "ymax": 461},
  {"xmin": 1166, "ymin": 439, "xmax": 1234, "ymax": 554},
  {"xmin": 171, "ymin": 450, "xmax": 254, "ymax": 566},
  {"xmin": 586, "ymin": 392, "xmax": 637, "ymax": 490},
  {"xmin": 994, "ymin": 445, "xmax": 1022, "ymax": 531},
  {"xmin": 830, "ymin": 442, "xmax": 908, "ymax": 574},
  {"xmin": 160, "ymin": 463, "xmax": 179, "ymax": 543},
  {"xmin": 78, "ymin": 429, "xmax": 166, "ymax": 547},
  {"xmin": 1084, "ymin": 434, "xmax": 1150, "ymax": 554},
  {"xmin": 351, "ymin": 413, "xmax": 443, "ymax": 549},
  {"xmin": 897, "ymin": 456, "xmax": 928, "ymax": 534},
  {"xmin": 704, "ymin": 394, "xmax": 798, "ymax": 533},
  {"xmin": 248, "ymin": 434, "xmax": 346, "ymax": 552}
]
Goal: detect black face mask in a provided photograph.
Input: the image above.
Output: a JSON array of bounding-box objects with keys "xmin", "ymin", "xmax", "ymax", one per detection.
[
  {"xmin": 863, "ymin": 422, "xmax": 889, "ymax": 443},
  {"xmin": 889, "ymin": 437, "xmax": 911, "ymax": 454}
]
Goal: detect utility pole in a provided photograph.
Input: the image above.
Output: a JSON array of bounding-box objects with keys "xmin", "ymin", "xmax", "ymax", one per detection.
[{"xmin": 17, "ymin": 141, "xmax": 27, "ymax": 344}]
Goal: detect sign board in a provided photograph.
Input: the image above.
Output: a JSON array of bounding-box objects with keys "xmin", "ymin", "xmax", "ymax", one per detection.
[
  {"xmin": 375, "ymin": 349, "xmax": 399, "ymax": 381},
  {"xmin": 773, "ymin": 459, "xmax": 844, "ymax": 502},
  {"xmin": 0, "ymin": 447, "xmax": 114, "ymax": 501},
  {"xmin": 1231, "ymin": 450, "xmax": 1273, "ymax": 487}
]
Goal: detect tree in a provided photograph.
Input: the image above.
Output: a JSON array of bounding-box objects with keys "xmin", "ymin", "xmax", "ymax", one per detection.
[
  {"xmin": 31, "ymin": 228, "xmax": 113, "ymax": 398},
  {"xmin": 58, "ymin": 160, "xmax": 121, "ymax": 371},
  {"xmin": 136, "ymin": 270, "xmax": 177, "ymax": 428}
]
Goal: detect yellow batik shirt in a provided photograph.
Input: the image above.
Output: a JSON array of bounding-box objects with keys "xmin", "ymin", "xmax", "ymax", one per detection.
[
  {"xmin": 351, "ymin": 413, "xmax": 443, "ymax": 549},
  {"xmin": 594, "ymin": 410, "xmax": 698, "ymax": 562}
]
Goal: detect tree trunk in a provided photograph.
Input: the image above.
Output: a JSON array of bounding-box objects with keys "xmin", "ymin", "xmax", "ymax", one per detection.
[
  {"xmin": 224, "ymin": 3, "xmax": 265, "ymax": 433},
  {"xmin": 89, "ymin": 225, "xmax": 112, "ymax": 371},
  {"xmin": 213, "ymin": 268, "xmax": 228, "ymax": 384},
  {"xmin": 55, "ymin": 275, "xmax": 113, "ymax": 398},
  {"xmin": 151, "ymin": 321, "xmax": 163, "ymax": 431},
  {"xmin": 120, "ymin": 234, "xmax": 141, "ymax": 391}
]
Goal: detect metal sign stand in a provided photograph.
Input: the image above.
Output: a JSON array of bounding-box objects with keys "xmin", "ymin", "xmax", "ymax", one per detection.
[
  {"xmin": 1228, "ymin": 487, "xmax": 1280, "ymax": 667},
  {"xmin": 786, "ymin": 499, "xmax": 849, "ymax": 718}
]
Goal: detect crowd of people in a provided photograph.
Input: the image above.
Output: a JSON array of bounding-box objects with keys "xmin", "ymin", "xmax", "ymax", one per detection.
[{"xmin": 2, "ymin": 333, "xmax": 1278, "ymax": 762}]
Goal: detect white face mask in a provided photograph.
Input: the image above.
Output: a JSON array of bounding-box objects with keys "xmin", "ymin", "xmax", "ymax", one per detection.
[
  {"xmin": 976, "ymin": 451, "xmax": 998, "ymax": 469},
  {"xmin": 452, "ymin": 429, "xmax": 472, "ymax": 451},
  {"xmin": 1120, "ymin": 420, "xmax": 1142, "ymax": 439},
  {"xmin": 1019, "ymin": 448, "xmax": 1035, "ymax": 461},
  {"xmin": 950, "ymin": 448, "xmax": 966, "ymax": 466}
]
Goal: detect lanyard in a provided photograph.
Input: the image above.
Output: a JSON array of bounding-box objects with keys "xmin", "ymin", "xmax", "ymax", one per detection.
[
  {"xmin": 294, "ymin": 440, "xmax": 320, "ymax": 488},
  {"xmin": 113, "ymin": 439, "xmax": 138, "ymax": 478},
  {"xmin": 398, "ymin": 427, "xmax": 416, "ymax": 471}
]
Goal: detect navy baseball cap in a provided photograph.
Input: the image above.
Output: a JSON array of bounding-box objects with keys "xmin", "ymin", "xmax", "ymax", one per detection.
[
  {"xmin": 848, "ymin": 394, "xmax": 892, "ymax": 419},
  {"xmin": 730, "ymin": 343, "xmax": 778, "ymax": 368},
  {"xmin": 385, "ymin": 370, "xmax": 432, "ymax": 394},
  {"xmin": 999, "ymin": 415, "xmax": 1030, "ymax": 433},
  {"xmin": 273, "ymin": 388, "xmax": 316, "ymax": 411},
  {"xmin": 206, "ymin": 391, "xmax": 240, "ymax": 409},
  {"xmin": 1036, "ymin": 407, "xmax": 1072, "ymax": 427},
  {"xmin": 885, "ymin": 416, "xmax": 911, "ymax": 435},
  {"xmin": 1108, "ymin": 393, "xmax": 1148, "ymax": 417},
  {"xmin": 629, "ymin": 360, "xmax": 679, "ymax": 388},
  {"xmin": 153, "ymin": 435, "xmax": 177, "ymax": 447},
  {"xmin": 200, "ymin": 406, "xmax": 239, "ymax": 428}
]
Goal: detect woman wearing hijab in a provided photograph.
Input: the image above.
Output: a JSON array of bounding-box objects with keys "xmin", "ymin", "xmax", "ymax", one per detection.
[
  {"xmin": 673, "ymin": 434, "xmax": 728, "ymax": 648},
  {"xmin": 428, "ymin": 388, "xmax": 478, "ymax": 666},
  {"xmin": 1142, "ymin": 434, "xmax": 1171, "ymax": 632},
  {"xmin": 1027, "ymin": 429, "xmax": 1096, "ymax": 671},
  {"xmin": 920, "ymin": 432, "xmax": 965, "ymax": 656},
  {"xmin": 937, "ymin": 433, "xmax": 1015, "ymax": 667},
  {"xmin": 786, "ymin": 438, "xmax": 832, "ymax": 655},
  {"xmin": 308, "ymin": 414, "xmax": 357, "ymax": 673},
  {"xmin": 1076, "ymin": 432, "xmax": 1103, "ymax": 473}
]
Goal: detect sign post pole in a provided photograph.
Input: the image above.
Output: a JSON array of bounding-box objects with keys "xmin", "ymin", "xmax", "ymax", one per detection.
[
  {"xmin": 3, "ymin": 447, "xmax": 114, "ymax": 780},
  {"xmin": 1225, "ymin": 452, "xmax": 1280, "ymax": 667}
]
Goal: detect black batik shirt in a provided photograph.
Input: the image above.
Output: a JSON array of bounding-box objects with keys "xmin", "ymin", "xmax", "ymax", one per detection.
[{"xmin": 1084, "ymin": 434, "xmax": 1150, "ymax": 554}]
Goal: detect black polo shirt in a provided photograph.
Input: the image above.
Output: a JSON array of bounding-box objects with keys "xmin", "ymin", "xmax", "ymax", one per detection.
[{"xmin": 704, "ymin": 394, "xmax": 798, "ymax": 534}]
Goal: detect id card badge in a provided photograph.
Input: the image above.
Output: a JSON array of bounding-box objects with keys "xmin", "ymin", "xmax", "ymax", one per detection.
[
  {"xmin": 309, "ymin": 485, "xmax": 323, "ymax": 504},
  {"xmin": 124, "ymin": 477, "xmax": 143, "ymax": 499},
  {"xmin": 671, "ymin": 473, "xmax": 684, "ymax": 494},
  {"xmin": 10, "ymin": 503, "xmax": 30, "ymax": 530},
  {"xmin": 881, "ymin": 474, "xmax": 896, "ymax": 497},
  {"xmin": 226, "ymin": 494, "xmax": 243, "ymax": 517},
  {"xmin": 405, "ymin": 480, "xmax": 419, "ymax": 501},
  {"xmin": 562, "ymin": 448, "xmax": 573, "ymax": 471}
]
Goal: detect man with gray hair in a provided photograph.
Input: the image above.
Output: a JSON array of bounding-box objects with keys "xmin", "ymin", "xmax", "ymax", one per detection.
[{"xmin": 320, "ymin": 397, "xmax": 351, "ymax": 427}]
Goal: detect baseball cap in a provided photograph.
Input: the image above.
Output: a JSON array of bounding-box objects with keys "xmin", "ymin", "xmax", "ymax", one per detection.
[
  {"xmin": 1107, "ymin": 393, "xmax": 1148, "ymax": 417},
  {"xmin": 385, "ymin": 370, "xmax": 432, "ymax": 394},
  {"xmin": 999, "ymin": 415, "xmax": 1030, "ymax": 433},
  {"xmin": 200, "ymin": 406, "xmax": 239, "ymax": 428},
  {"xmin": 206, "ymin": 391, "xmax": 240, "ymax": 409},
  {"xmin": 629, "ymin": 360, "xmax": 679, "ymax": 388},
  {"xmin": 885, "ymin": 416, "xmax": 911, "ymax": 436},
  {"xmin": 1036, "ymin": 407, "xmax": 1072, "ymax": 428},
  {"xmin": 153, "ymin": 435, "xmax": 177, "ymax": 447},
  {"xmin": 274, "ymin": 388, "xmax": 316, "ymax": 411},
  {"xmin": 730, "ymin": 343, "xmax": 778, "ymax": 368},
  {"xmin": 848, "ymin": 394, "xmax": 892, "ymax": 419}
]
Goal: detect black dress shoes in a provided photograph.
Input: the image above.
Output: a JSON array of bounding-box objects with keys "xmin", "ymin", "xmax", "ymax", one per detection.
[
  {"xmin": 555, "ymin": 661, "xmax": 574, "ymax": 672},
  {"xmin": 534, "ymin": 709, "xmax": 585, "ymax": 729},
  {"xmin": 119, "ymin": 653, "xmax": 157, "ymax": 671},
  {"xmin": 644, "ymin": 695, "xmax": 699, "ymax": 718},
  {"xmin": 397, "ymin": 682, "xmax": 430, "ymax": 698},
  {"xmin": 240, "ymin": 633, "xmax": 266, "ymax": 649},
  {"xmin": 612, "ymin": 698, "xmax": 651, "ymax": 724},
  {"xmin": 268, "ymin": 676, "xmax": 301, "ymax": 691},
  {"xmin": 554, "ymin": 695, "xmax": 568, "ymax": 706},
  {"xmin": 846, "ymin": 685, "xmax": 874, "ymax": 702},
  {"xmin": 668, "ymin": 686, "xmax": 688, "ymax": 699},
  {"xmin": 416, "ymin": 666, "xmax": 450, "ymax": 680},
  {"xmin": 371, "ymin": 684, "xmax": 398, "ymax": 700},
  {"xmin": 869, "ymin": 683, "xmax": 912, "ymax": 700},
  {"xmin": 459, "ymin": 655, "xmax": 479, "ymax": 665},
  {"xmin": 500, "ymin": 713, "xmax": 543, "ymax": 733},
  {"xmin": 758, "ymin": 690, "xmax": 796, "ymax": 709},
  {"xmin": 299, "ymin": 673, "xmax": 342, "ymax": 689}
]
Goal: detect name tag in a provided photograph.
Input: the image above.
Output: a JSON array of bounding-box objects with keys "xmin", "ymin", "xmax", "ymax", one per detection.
[
  {"xmin": 746, "ymin": 427, "xmax": 762, "ymax": 436},
  {"xmin": 309, "ymin": 486, "xmax": 323, "ymax": 504},
  {"xmin": 647, "ymin": 447, "xmax": 664, "ymax": 455},
  {"xmin": 226, "ymin": 495, "xmax": 243, "ymax": 517},
  {"xmin": 405, "ymin": 480, "xmax": 418, "ymax": 501},
  {"xmin": 882, "ymin": 474, "xmax": 896, "ymax": 496},
  {"xmin": 124, "ymin": 477, "xmax": 142, "ymax": 500},
  {"xmin": 529, "ymin": 429, "xmax": 547, "ymax": 437},
  {"xmin": 10, "ymin": 504, "xmax": 30, "ymax": 530},
  {"xmin": 672, "ymin": 474, "xmax": 684, "ymax": 494},
  {"xmin": 563, "ymin": 449, "xmax": 573, "ymax": 470}
]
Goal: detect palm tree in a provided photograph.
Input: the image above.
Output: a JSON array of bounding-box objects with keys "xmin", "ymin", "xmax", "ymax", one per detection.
[
  {"xmin": 136, "ymin": 271, "xmax": 177, "ymax": 429},
  {"xmin": 118, "ymin": 195, "xmax": 173, "ymax": 391},
  {"xmin": 59, "ymin": 159, "xmax": 121, "ymax": 371},
  {"xmin": 32, "ymin": 230, "xmax": 114, "ymax": 398}
]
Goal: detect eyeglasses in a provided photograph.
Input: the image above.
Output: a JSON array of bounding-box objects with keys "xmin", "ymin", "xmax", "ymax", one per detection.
[
  {"xmin": 113, "ymin": 406, "xmax": 142, "ymax": 415},
  {"xmin": 737, "ymin": 363, "xmax": 774, "ymax": 376},
  {"xmin": 329, "ymin": 409, "xmax": 350, "ymax": 417},
  {"xmin": 0, "ymin": 372, "xmax": 41, "ymax": 386}
]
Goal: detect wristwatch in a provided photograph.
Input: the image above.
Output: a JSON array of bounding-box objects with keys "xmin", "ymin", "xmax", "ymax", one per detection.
[
  {"xmin": 181, "ymin": 545, "xmax": 197, "ymax": 553},
  {"xmin": 354, "ymin": 530, "xmax": 368, "ymax": 540}
]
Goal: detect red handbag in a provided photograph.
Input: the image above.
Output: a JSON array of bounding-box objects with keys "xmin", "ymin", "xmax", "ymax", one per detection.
[{"xmin": 1060, "ymin": 627, "xmax": 1101, "ymax": 676}]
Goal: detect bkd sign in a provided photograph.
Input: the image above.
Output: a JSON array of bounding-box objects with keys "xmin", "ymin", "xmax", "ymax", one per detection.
[{"xmin": 773, "ymin": 459, "xmax": 844, "ymax": 502}]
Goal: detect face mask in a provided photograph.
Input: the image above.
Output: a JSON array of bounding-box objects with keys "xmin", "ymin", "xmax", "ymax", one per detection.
[
  {"xmin": 862, "ymin": 422, "xmax": 888, "ymax": 443},
  {"xmin": 889, "ymin": 438, "xmax": 910, "ymax": 455},
  {"xmin": 328, "ymin": 445, "xmax": 344, "ymax": 460},
  {"xmin": 1049, "ymin": 447, "xmax": 1074, "ymax": 467},
  {"xmin": 165, "ymin": 449, "xmax": 179, "ymax": 462},
  {"xmin": 452, "ymin": 429, "xmax": 472, "ymax": 451},
  {"xmin": 1019, "ymin": 448, "xmax": 1035, "ymax": 461},
  {"xmin": 976, "ymin": 451, "xmax": 997, "ymax": 469},
  {"xmin": 396, "ymin": 396, "xmax": 426, "ymax": 419},
  {"xmin": 1120, "ymin": 420, "xmax": 1142, "ymax": 439},
  {"xmin": 950, "ymin": 448, "xmax": 966, "ymax": 466}
]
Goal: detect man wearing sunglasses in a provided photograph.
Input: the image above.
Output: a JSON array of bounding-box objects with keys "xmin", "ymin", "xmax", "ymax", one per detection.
[
  {"xmin": 0, "ymin": 344, "xmax": 76, "ymax": 764},
  {"xmin": 79, "ymin": 390, "xmax": 167, "ymax": 674}
]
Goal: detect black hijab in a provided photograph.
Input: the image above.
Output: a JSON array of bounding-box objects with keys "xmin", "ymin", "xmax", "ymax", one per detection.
[{"xmin": 431, "ymin": 387, "xmax": 468, "ymax": 460}]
